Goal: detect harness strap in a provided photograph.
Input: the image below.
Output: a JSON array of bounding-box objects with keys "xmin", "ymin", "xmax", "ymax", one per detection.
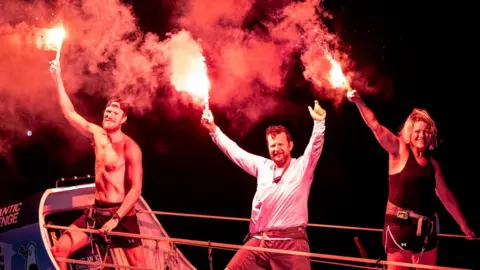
[
  {"xmin": 413, "ymin": 219, "xmax": 435, "ymax": 269},
  {"xmin": 385, "ymin": 225, "xmax": 405, "ymax": 252},
  {"xmin": 100, "ymin": 237, "xmax": 112, "ymax": 270},
  {"xmin": 208, "ymin": 240, "xmax": 213, "ymax": 270},
  {"xmin": 85, "ymin": 206, "xmax": 113, "ymax": 264},
  {"xmin": 386, "ymin": 205, "xmax": 435, "ymax": 237},
  {"xmin": 85, "ymin": 208, "xmax": 96, "ymax": 255},
  {"xmin": 384, "ymin": 209, "xmax": 436, "ymax": 268}
]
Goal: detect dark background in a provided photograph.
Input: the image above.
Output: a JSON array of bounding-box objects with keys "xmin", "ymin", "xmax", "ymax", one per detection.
[{"xmin": 1, "ymin": 0, "xmax": 478, "ymax": 269}]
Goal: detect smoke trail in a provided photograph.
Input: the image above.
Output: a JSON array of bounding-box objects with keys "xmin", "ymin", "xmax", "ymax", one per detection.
[
  {"xmin": 269, "ymin": 0, "xmax": 381, "ymax": 107},
  {"xmin": 174, "ymin": 0, "xmax": 325, "ymax": 134},
  {"xmin": 0, "ymin": 19, "xmax": 62, "ymax": 156},
  {"xmin": 0, "ymin": 0, "xmax": 53, "ymax": 25},
  {"xmin": 0, "ymin": 0, "xmax": 173, "ymax": 159},
  {"xmin": 167, "ymin": 30, "xmax": 210, "ymax": 104},
  {"xmin": 0, "ymin": 0, "xmax": 388, "ymax": 160},
  {"xmin": 176, "ymin": 0, "xmax": 384, "ymax": 120},
  {"xmin": 56, "ymin": 0, "xmax": 170, "ymax": 114},
  {"xmin": 175, "ymin": 0, "xmax": 292, "ymax": 133}
]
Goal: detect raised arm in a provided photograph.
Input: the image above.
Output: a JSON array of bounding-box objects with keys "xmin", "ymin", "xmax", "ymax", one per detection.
[
  {"xmin": 431, "ymin": 157, "xmax": 476, "ymax": 239},
  {"xmin": 49, "ymin": 60, "xmax": 96, "ymax": 138},
  {"xmin": 347, "ymin": 90, "xmax": 400, "ymax": 155},
  {"xmin": 300, "ymin": 101, "xmax": 327, "ymax": 178},
  {"xmin": 201, "ymin": 109, "xmax": 266, "ymax": 177}
]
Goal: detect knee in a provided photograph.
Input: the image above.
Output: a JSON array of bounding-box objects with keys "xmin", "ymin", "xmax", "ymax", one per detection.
[
  {"xmin": 51, "ymin": 242, "xmax": 69, "ymax": 258},
  {"xmin": 134, "ymin": 249, "xmax": 145, "ymax": 262},
  {"xmin": 132, "ymin": 256, "xmax": 144, "ymax": 266},
  {"xmin": 127, "ymin": 248, "xmax": 146, "ymax": 266}
]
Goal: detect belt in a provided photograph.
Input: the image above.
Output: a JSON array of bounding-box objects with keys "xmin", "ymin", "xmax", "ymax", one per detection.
[
  {"xmin": 386, "ymin": 206, "xmax": 434, "ymax": 236},
  {"xmin": 88, "ymin": 205, "xmax": 136, "ymax": 218},
  {"xmin": 245, "ymin": 226, "xmax": 308, "ymax": 243},
  {"xmin": 92, "ymin": 206, "xmax": 119, "ymax": 216},
  {"xmin": 83, "ymin": 204, "xmax": 120, "ymax": 219},
  {"xmin": 387, "ymin": 209, "xmax": 425, "ymax": 220}
]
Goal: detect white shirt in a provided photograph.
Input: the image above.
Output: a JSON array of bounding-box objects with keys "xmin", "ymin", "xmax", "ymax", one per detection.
[{"xmin": 210, "ymin": 120, "xmax": 326, "ymax": 235}]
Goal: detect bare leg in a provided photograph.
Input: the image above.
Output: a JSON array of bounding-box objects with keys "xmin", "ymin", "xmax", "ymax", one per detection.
[
  {"xmin": 412, "ymin": 248, "xmax": 437, "ymax": 265},
  {"xmin": 50, "ymin": 225, "xmax": 90, "ymax": 270},
  {"xmin": 124, "ymin": 245, "xmax": 146, "ymax": 267},
  {"xmin": 386, "ymin": 248, "xmax": 413, "ymax": 270}
]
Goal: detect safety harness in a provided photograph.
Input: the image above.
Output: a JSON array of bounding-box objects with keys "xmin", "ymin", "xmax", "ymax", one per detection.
[
  {"xmin": 85, "ymin": 206, "xmax": 116, "ymax": 269},
  {"xmin": 385, "ymin": 207, "xmax": 437, "ymax": 267}
]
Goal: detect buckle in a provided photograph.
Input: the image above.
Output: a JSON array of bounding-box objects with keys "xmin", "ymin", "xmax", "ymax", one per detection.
[{"xmin": 396, "ymin": 211, "xmax": 409, "ymax": 220}]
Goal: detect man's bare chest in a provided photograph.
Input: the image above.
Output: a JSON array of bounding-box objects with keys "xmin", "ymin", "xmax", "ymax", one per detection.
[{"xmin": 95, "ymin": 134, "xmax": 126, "ymax": 171}]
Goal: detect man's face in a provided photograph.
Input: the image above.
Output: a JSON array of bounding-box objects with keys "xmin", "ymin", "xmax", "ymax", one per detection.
[
  {"xmin": 267, "ymin": 132, "xmax": 293, "ymax": 167},
  {"xmin": 102, "ymin": 102, "xmax": 126, "ymax": 131}
]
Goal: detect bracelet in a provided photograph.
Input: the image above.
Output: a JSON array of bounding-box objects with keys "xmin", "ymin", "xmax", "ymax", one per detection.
[{"xmin": 112, "ymin": 212, "xmax": 122, "ymax": 221}]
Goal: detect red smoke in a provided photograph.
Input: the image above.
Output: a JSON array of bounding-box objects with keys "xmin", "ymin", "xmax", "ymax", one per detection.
[
  {"xmin": 177, "ymin": 0, "xmax": 289, "ymax": 132},
  {"xmin": 0, "ymin": 0, "xmax": 386, "ymax": 159},
  {"xmin": 0, "ymin": 0, "xmax": 170, "ymax": 159},
  {"xmin": 57, "ymin": 0, "xmax": 167, "ymax": 114},
  {"xmin": 177, "ymin": 0, "xmax": 382, "ymax": 131},
  {"xmin": 269, "ymin": 0, "xmax": 381, "ymax": 107},
  {"xmin": 0, "ymin": 22, "xmax": 61, "ymax": 142}
]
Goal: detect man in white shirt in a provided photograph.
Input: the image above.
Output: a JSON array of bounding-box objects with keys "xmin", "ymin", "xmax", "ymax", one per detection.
[{"xmin": 201, "ymin": 100, "xmax": 326, "ymax": 269}]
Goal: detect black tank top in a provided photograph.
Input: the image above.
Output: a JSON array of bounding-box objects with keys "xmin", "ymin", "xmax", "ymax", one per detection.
[{"xmin": 388, "ymin": 149, "xmax": 436, "ymax": 216}]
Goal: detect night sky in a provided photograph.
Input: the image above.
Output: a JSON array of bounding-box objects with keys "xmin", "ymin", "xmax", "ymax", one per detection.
[{"xmin": 1, "ymin": 0, "xmax": 478, "ymax": 269}]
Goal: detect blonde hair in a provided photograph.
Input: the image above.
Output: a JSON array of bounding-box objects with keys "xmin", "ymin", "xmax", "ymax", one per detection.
[{"xmin": 398, "ymin": 108, "xmax": 438, "ymax": 150}]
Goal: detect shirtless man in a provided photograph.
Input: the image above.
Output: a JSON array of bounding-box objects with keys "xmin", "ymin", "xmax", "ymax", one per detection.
[{"xmin": 49, "ymin": 59, "xmax": 145, "ymax": 269}]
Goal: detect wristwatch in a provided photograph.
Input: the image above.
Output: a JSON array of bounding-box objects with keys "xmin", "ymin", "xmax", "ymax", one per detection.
[{"xmin": 112, "ymin": 212, "xmax": 122, "ymax": 222}]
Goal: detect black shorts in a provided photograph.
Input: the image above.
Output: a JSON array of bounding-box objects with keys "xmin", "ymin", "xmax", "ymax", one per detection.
[
  {"xmin": 71, "ymin": 200, "xmax": 142, "ymax": 249},
  {"xmin": 382, "ymin": 214, "xmax": 438, "ymax": 253}
]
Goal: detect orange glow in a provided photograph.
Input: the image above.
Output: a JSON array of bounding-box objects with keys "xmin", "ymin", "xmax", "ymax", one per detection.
[
  {"xmin": 327, "ymin": 54, "xmax": 351, "ymax": 91},
  {"xmin": 169, "ymin": 30, "xmax": 210, "ymax": 105},
  {"xmin": 36, "ymin": 25, "xmax": 66, "ymax": 51}
]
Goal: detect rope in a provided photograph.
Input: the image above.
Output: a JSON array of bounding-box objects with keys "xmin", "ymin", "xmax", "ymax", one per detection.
[
  {"xmin": 136, "ymin": 210, "xmax": 479, "ymax": 240},
  {"xmin": 56, "ymin": 257, "xmax": 156, "ymax": 269},
  {"xmin": 213, "ymin": 245, "xmax": 381, "ymax": 269},
  {"xmin": 45, "ymin": 224, "xmax": 471, "ymax": 270}
]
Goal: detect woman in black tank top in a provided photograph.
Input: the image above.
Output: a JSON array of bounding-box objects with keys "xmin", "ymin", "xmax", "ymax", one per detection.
[{"xmin": 347, "ymin": 90, "xmax": 476, "ymax": 268}]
